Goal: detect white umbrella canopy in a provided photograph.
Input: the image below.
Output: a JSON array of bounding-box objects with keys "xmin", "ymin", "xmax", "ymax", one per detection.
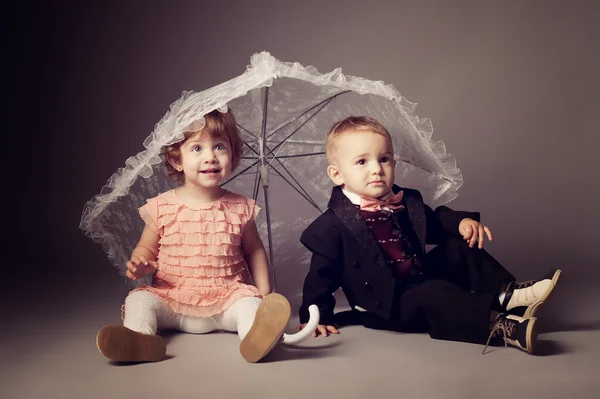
[{"xmin": 80, "ymin": 52, "xmax": 462, "ymax": 300}]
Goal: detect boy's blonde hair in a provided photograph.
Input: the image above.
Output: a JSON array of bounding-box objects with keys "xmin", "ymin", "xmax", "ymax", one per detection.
[
  {"xmin": 325, "ymin": 116, "xmax": 393, "ymax": 164},
  {"xmin": 162, "ymin": 109, "xmax": 243, "ymax": 184}
]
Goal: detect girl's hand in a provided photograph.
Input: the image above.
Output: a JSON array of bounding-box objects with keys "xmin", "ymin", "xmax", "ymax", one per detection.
[
  {"xmin": 125, "ymin": 256, "xmax": 158, "ymax": 280},
  {"xmin": 458, "ymin": 218, "xmax": 493, "ymax": 249}
]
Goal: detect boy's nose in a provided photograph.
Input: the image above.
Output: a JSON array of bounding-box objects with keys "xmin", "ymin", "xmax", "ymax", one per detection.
[{"xmin": 371, "ymin": 163, "xmax": 383, "ymax": 174}]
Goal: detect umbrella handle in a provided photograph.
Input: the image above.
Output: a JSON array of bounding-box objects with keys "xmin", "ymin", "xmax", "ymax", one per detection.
[{"xmin": 280, "ymin": 305, "xmax": 320, "ymax": 345}]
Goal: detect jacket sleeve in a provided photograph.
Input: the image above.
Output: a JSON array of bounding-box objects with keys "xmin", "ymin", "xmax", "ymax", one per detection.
[
  {"xmin": 298, "ymin": 217, "xmax": 344, "ymax": 325},
  {"xmin": 425, "ymin": 204, "xmax": 480, "ymax": 244}
]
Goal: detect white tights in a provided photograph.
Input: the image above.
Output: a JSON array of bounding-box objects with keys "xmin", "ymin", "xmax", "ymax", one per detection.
[{"xmin": 122, "ymin": 290, "xmax": 262, "ymax": 340}]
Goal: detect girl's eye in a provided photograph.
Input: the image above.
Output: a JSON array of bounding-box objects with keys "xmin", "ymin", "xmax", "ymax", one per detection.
[
  {"xmin": 191, "ymin": 145, "xmax": 201, "ymax": 152},
  {"xmin": 357, "ymin": 159, "xmax": 366, "ymax": 165},
  {"xmin": 215, "ymin": 144, "xmax": 225, "ymax": 151}
]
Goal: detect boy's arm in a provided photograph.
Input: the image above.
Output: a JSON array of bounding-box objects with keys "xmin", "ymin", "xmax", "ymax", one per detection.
[
  {"xmin": 425, "ymin": 204, "xmax": 480, "ymax": 243},
  {"xmin": 298, "ymin": 225, "xmax": 343, "ymax": 325}
]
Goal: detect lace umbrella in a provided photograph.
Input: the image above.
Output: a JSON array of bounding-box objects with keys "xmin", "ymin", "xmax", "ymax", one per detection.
[{"xmin": 80, "ymin": 52, "xmax": 462, "ymax": 298}]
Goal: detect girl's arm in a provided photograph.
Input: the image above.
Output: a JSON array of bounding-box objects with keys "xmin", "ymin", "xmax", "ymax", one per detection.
[
  {"xmin": 125, "ymin": 224, "xmax": 160, "ymax": 280},
  {"xmin": 131, "ymin": 224, "xmax": 160, "ymax": 261},
  {"xmin": 241, "ymin": 221, "xmax": 271, "ymax": 296}
]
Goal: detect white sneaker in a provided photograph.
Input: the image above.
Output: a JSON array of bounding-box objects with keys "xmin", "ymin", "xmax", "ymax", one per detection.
[{"xmin": 501, "ymin": 269, "xmax": 561, "ymax": 318}]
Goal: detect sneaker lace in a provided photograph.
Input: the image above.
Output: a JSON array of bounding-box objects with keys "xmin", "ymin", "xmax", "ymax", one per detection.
[
  {"xmin": 507, "ymin": 280, "xmax": 538, "ymax": 303},
  {"xmin": 514, "ymin": 280, "xmax": 535, "ymax": 289},
  {"xmin": 482, "ymin": 317, "xmax": 516, "ymax": 355}
]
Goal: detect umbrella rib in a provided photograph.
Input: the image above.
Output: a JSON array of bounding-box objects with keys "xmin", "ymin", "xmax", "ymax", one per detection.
[
  {"xmin": 264, "ymin": 153, "xmax": 322, "ymax": 212},
  {"xmin": 265, "ymin": 90, "xmax": 351, "ymax": 141},
  {"xmin": 270, "ymin": 152, "xmax": 325, "ymax": 159},
  {"xmin": 265, "ymin": 95, "xmax": 341, "ymax": 157},
  {"xmin": 242, "ymin": 139, "xmax": 259, "ymax": 155},
  {"xmin": 237, "ymin": 123, "xmax": 257, "ymax": 139},
  {"xmin": 269, "ymin": 163, "xmax": 321, "ymax": 212},
  {"xmin": 221, "ymin": 159, "xmax": 259, "ymax": 186},
  {"xmin": 394, "ymin": 158, "xmax": 454, "ymax": 183},
  {"xmin": 269, "ymin": 139, "xmax": 324, "ymax": 145}
]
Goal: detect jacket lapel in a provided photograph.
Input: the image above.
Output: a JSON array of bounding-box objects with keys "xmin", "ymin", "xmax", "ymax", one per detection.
[
  {"xmin": 328, "ymin": 186, "xmax": 391, "ymax": 275},
  {"xmin": 392, "ymin": 185, "xmax": 426, "ymax": 254}
]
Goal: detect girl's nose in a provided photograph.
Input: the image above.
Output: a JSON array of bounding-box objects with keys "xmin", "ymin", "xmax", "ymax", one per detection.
[{"xmin": 204, "ymin": 150, "xmax": 217, "ymax": 162}]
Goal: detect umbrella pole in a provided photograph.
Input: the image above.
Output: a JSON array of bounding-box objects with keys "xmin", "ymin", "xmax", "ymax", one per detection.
[
  {"xmin": 259, "ymin": 86, "xmax": 278, "ymax": 292},
  {"xmin": 262, "ymin": 184, "xmax": 276, "ymax": 292}
]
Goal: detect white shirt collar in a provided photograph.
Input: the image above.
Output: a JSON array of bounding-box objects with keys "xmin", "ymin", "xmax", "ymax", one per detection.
[{"xmin": 341, "ymin": 188, "xmax": 361, "ymax": 205}]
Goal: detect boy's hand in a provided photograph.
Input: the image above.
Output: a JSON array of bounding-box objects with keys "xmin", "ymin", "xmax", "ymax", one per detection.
[
  {"xmin": 459, "ymin": 218, "xmax": 493, "ymax": 249},
  {"xmin": 125, "ymin": 256, "xmax": 158, "ymax": 280},
  {"xmin": 297, "ymin": 323, "xmax": 340, "ymax": 337}
]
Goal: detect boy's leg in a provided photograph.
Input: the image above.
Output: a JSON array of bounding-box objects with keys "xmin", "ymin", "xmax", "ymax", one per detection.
[
  {"xmin": 499, "ymin": 269, "xmax": 561, "ymax": 317},
  {"xmin": 425, "ymin": 237, "xmax": 561, "ymax": 317},
  {"xmin": 396, "ymin": 279, "xmax": 494, "ymax": 344},
  {"xmin": 96, "ymin": 290, "xmax": 167, "ymax": 362},
  {"xmin": 424, "ymin": 236, "xmax": 514, "ymax": 293},
  {"xmin": 396, "ymin": 279, "xmax": 538, "ymax": 353}
]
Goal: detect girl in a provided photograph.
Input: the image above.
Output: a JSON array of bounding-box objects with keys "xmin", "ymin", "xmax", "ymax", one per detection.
[{"xmin": 96, "ymin": 109, "xmax": 318, "ymax": 363}]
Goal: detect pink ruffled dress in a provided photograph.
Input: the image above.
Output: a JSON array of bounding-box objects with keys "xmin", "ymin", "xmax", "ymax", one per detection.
[{"xmin": 129, "ymin": 189, "xmax": 262, "ymax": 317}]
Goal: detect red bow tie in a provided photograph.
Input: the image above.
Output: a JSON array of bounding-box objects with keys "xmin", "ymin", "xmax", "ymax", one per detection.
[{"xmin": 360, "ymin": 191, "xmax": 405, "ymax": 212}]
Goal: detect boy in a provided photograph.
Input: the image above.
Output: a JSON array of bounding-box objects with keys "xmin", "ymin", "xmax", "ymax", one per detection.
[{"xmin": 297, "ymin": 116, "xmax": 561, "ymax": 354}]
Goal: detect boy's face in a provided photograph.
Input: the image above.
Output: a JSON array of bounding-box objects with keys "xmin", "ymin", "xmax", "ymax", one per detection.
[{"xmin": 327, "ymin": 129, "xmax": 396, "ymax": 198}]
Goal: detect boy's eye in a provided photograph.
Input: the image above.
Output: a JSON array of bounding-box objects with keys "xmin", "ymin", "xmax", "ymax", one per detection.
[
  {"xmin": 357, "ymin": 159, "xmax": 366, "ymax": 165},
  {"xmin": 380, "ymin": 156, "xmax": 390, "ymax": 163}
]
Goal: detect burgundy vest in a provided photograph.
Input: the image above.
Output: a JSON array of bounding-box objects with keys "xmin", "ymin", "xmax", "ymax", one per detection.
[{"xmin": 358, "ymin": 207, "xmax": 421, "ymax": 278}]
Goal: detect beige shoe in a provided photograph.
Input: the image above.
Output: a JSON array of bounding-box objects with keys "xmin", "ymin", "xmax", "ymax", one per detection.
[
  {"xmin": 502, "ymin": 269, "xmax": 561, "ymax": 318},
  {"xmin": 483, "ymin": 313, "xmax": 538, "ymax": 355},
  {"xmin": 96, "ymin": 325, "xmax": 166, "ymax": 362},
  {"xmin": 239, "ymin": 293, "xmax": 291, "ymax": 363}
]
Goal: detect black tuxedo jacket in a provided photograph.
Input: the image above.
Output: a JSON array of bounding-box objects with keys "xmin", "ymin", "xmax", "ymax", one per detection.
[{"xmin": 298, "ymin": 185, "xmax": 479, "ymax": 324}]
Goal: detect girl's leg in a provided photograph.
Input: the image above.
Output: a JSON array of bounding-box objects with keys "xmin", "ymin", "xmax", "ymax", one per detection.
[
  {"xmin": 123, "ymin": 290, "xmax": 168, "ymax": 334},
  {"xmin": 97, "ymin": 290, "xmax": 167, "ymax": 362},
  {"xmin": 236, "ymin": 294, "xmax": 291, "ymax": 363},
  {"xmin": 219, "ymin": 295, "xmax": 318, "ymax": 352},
  {"xmin": 178, "ymin": 313, "xmax": 220, "ymax": 334},
  {"xmin": 218, "ymin": 296, "xmax": 263, "ymax": 339},
  {"xmin": 124, "ymin": 290, "xmax": 220, "ymax": 334}
]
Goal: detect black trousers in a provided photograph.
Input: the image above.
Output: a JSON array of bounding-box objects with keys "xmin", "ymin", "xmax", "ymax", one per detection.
[{"xmin": 361, "ymin": 237, "xmax": 516, "ymax": 345}]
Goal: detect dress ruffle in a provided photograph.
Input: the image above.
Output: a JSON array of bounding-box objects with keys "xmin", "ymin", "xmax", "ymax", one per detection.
[
  {"xmin": 128, "ymin": 190, "xmax": 263, "ymax": 317},
  {"xmin": 132, "ymin": 283, "xmax": 261, "ymax": 317}
]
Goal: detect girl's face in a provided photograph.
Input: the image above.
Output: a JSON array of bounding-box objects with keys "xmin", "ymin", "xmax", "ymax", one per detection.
[{"xmin": 173, "ymin": 131, "xmax": 233, "ymax": 189}]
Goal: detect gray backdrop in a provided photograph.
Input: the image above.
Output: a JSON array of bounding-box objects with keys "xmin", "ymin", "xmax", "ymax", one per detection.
[{"xmin": 10, "ymin": 0, "xmax": 599, "ymax": 331}]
